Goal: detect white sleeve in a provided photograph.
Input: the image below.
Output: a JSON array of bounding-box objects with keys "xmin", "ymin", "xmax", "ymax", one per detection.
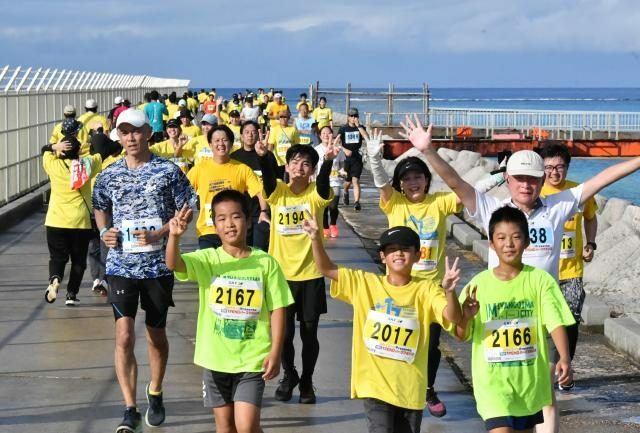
[
  {"xmin": 546, "ymin": 184, "xmax": 583, "ymax": 223},
  {"xmin": 466, "ymin": 188, "xmax": 503, "ymax": 233}
]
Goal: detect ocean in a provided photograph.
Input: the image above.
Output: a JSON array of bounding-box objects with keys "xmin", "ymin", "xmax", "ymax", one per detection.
[{"xmin": 195, "ymin": 87, "xmax": 640, "ymax": 204}]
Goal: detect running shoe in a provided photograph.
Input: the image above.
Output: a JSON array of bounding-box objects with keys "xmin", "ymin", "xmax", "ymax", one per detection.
[
  {"xmin": 558, "ymin": 380, "xmax": 575, "ymax": 392},
  {"xmin": 65, "ymin": 293, "xmax": 80, "ymax": 306},
  {"xmin": 275, "ymin": 369, "xmax": 300, "ymax": 402},
  {"xmin": 354, "ymin": 201, "xmax": 362, "ymax": 211},
  {"xmin": 299, "ymin": 377, "xmax": 317, "ymax": 404},
  {"xmin": 92, "ymin": 279, "xmax": 108, "ymax": 297},
  {"xmin": 145, "ymin": 383, "xmax": 166, "ymax": 427},
  {"xmin": 343, "ymin": 194, "xmax": 350, "ymax": 206},
  {"xmin": 329, "ymin": 225, "xmax": 339, "ymax": 238},
  {"xmin": 323, "ymin": 228, "xmax": 330, "ymax": 238},
  {"xmin": 45, "ymin": 277, "xmax": 60, "ymax": 304},
  {"xmin": 426, "ymin": 388, "xmax": 447, "ymax": 417},
  {"xmin": 116, "ymin": 407, "xmax": 142, "ymax": 433}
]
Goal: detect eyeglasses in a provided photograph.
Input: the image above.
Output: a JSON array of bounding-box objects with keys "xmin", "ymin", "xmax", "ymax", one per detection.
[
  {"xmin": 544, "ymin": 164, "xmax": 567, "ymax": 173},
  {"xmin": 279, "ymin": 116, "xmax": 290, "ymax": 119}
]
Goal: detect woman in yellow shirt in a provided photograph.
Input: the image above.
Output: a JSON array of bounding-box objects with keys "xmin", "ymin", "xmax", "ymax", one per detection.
[
  {"xmin": 41, "ymin": 119, "xmax": 102, "ymax": 306},
  {"xmin": 366, "ymin": 128, "xmax": 462, "ymax": 418}
]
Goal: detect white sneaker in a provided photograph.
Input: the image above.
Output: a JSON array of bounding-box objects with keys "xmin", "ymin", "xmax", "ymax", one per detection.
[
  {"xmin": 45, "ymin": 278, "xmax": 60, "ymax": 304},
  {"xmin": 92, "ymin": 279, "xmax": 108, "ymax": 297}
]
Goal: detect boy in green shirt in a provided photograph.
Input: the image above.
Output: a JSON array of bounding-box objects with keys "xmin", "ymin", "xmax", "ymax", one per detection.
[
  {"xmin": 455, "ymin": 206, "xmax": 575, "ymax": 432},
  {"xmin": 166, "ymin": 189, "xmax": 293, "ymax": 433}
]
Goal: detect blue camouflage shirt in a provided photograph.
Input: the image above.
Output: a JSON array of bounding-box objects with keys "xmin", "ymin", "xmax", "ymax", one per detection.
[{"xmin": 93, "ymin": 154, "xmax": 196, "ymax": 279}]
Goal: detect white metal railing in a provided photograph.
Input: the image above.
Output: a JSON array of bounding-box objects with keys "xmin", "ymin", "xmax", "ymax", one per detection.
[
  {"xmin": 0, "ymin": 65, "xmax": 190, "ymax": 207},
  {"xmin": 364, "ymin": 108, "xmax": 640, "ymax": 140}
]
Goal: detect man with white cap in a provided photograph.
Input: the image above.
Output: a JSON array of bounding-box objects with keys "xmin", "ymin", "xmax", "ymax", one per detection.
[
  {"xmin": 266, "ymin": 92, "xmax": 290, "ymax": 129},
  {"xmin": 400, "ymin": 114, "xmax": 640, "ymax": 433},
  {"xmin": 108, "ymin": 96, "xmax": 124, "ymax": 129},
  {"xmin": 92, "ymin": 109, "xmax": 196, "ymax": 433},
  {"xmin": 78, "ymin": 98, "xmax": 109, "ymax": 137}
]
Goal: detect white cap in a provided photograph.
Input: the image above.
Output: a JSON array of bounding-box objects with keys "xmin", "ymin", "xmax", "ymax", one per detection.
[
  {"xmin": 506, "ymin": 150, "xmax": 544, "ymax": 177},
  {"xmin": 109, "ymin": 128, "xmax": 120, "ymax": 141},
  {"xmin": 63, "ymin": 104, "xmax": 76, "ymax": 115},
  {"xmin": 85, "ymin": 98, "xmax": 97, "ymax": 109},
  {"xmin": 273, "ymin": 93, "xmax": 282, "ymax": 98},
  {"xmin": 114, "ymin": 96, "xmax": 124, "ymax": 105},
  {"xmin": 178, "ymin": 99, "xmax": 187, "ymax": 107},
  {"xmin": 116, "ymin": 109, "xmax": 149, "ymax": 128}
]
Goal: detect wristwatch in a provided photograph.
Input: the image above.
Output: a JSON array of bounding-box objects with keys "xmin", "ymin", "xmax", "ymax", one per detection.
[{"xmin": 586, "ymin": 241, "xmax": 597, "ymax": 250}]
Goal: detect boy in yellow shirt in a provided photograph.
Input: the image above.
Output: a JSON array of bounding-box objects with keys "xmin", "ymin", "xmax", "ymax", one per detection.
[
  {"xmin": 302, "ymin": 220, "xmax": 462, "ymax": 433},
  {"xmin": 257, "ymin": 143, "xmax": 337, "ymax": 404}
]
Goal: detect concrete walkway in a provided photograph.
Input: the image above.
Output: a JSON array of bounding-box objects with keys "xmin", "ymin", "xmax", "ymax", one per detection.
[{"xmin": 0, "ymin": 207, "xmax": 484, "ymax": 432}]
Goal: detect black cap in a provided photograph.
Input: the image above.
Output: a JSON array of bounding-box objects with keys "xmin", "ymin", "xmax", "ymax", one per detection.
[
  {"xmin": 166, "ymin": 119, "xmax": 180, "ymax": 128},
  {"xmin": 62, "ymin": 118, "xmax": 82, "ymax": 135},
  {"xmin": 348, "ymin": 107, "xmax": 359, "ymax": 117},
  {"xmin": 229, "ymin": 110, "xmax": 240, "ymax": 117},
  {"xmin": 378, "ymin": 226, "xmax": 420, "ymax": 252},
  {"xmin": 395, "ymin": 157, "xmax": 429, "ymax": 181}
]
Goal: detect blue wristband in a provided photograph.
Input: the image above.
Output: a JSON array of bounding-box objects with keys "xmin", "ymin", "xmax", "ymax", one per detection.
[{"xmin": 99, "ymin": 227, "xmax": 109, "ymax": 238}]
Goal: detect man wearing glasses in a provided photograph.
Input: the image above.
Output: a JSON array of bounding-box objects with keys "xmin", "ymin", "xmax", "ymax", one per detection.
[{"xmin": 539, "ymin": 143, "xmax": 597, "ymax": 390}]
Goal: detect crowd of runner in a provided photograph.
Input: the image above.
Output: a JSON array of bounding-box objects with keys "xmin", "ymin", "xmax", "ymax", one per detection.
[{"xmin": 39, "ymin": 89, "xmax": 640, "ymax": 433}]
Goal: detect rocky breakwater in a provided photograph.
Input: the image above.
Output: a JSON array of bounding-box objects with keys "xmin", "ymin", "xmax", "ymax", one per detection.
[{"xmin": 375, "ymin": 145, "xmax": 640, "ymax": 318}]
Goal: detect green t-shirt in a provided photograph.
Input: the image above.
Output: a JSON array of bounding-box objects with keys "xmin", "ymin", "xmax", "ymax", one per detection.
[
  {"xmin": 176, "ymin": 247, "xmax": 293, "ymax": 373},
  {"xmin": 460, "ymin": 265, "xmax": 575, "ymax": 420}
]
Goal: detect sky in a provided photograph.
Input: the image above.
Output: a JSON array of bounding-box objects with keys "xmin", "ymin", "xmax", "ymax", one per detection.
[{"xmin": 2, "ymin": 0, "xmax": 640, "ymax": 88}]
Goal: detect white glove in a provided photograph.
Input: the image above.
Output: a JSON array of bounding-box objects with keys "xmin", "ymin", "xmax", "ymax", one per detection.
[{"xmin": 366, "ymin": 129, "xmax": 390, "ymax": 188}]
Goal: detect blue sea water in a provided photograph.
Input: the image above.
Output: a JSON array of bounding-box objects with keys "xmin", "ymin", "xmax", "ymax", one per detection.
[{"xmin": 194, "ymin": 87, "xmax": 640, "ymax": 204}]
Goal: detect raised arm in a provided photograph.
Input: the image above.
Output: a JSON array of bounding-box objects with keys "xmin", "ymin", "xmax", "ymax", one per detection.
[
  {"xmin": 400, "ymin": 115, "xmax": 478, "ymax": 214},
  {"xmin": 580, "ymin": 156, "xmax": 640, "ymax": 206},
  {"xmin": 440, "ymin": 257, "xmax": 463, "ymax": 325},
  {"xmin": 165, "ymin": 205, "xmax": 193, "ymax": 273},
  {"xmin": 365, "ymin": 128, "xmax": 394, "ymax": 202},
  {"xmin": 302, "ymin": 211, "xmax": 338, "ymax": 280},
  {"xmin": 454, "ymin": 285, "xmax": 478, "ymax": 341},
  {"xmin": 316, "ymin": 134, "xmax": 340, "ymax": 199}
]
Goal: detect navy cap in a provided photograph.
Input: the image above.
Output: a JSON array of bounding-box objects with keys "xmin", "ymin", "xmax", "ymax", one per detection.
[
  {"xmin": 378, "ymin": 226, "xmax": 420, "ymax": 251},
  {"xmin": 62, "ymin": 118, "xmax": 82, "ymax": 135}
]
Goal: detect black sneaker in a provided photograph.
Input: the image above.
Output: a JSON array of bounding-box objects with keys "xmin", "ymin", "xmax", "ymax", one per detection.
[
  {"xmin": 145, "ymin": 383, "xmax": 166, "ymax": 427},
  {"xmin": 116, "ymin": 407, "xmax": 142, "ymax": 433},
  {"xmin": 354, "ymin": 201, "xmax": 361, "ymax": 211},
  {"xmin": 299, "ymin": 378, "xmax": 316, "ymax": 404},
  {"xmin": 426, "ymin": 388, "xmax": 447, "ymax": 417},
  {"xmin": 65, "ymin": 293, "xmax": 80, "ymax": 306},
  {"xmin": 343, "ymin": 194, "xmax": 350, "ymax": 206},
  {"xmin": 45, "ymin": 277, "xmax": 60, "ymax": 304},
  {"xmin": 275, "ymin": 369, "xmax": 300, "ymax": 402}
]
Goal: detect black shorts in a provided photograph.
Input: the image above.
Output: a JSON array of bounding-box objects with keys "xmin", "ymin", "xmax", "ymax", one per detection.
[
  {"xmin": 202, "ymin": 369, "xmax": 265, "ymax": 408},
  {"xmin": 287, "ymin": 277, "xmax": 327, "ymax": 321},
  {"xmin": 363, "ymin": 398, "xmax": 422, "ymax": 433},
  {"xmin": 344, "ymin": 156, "xmax": 363, "ymax": 179},
  {"xmin": 107, "ymin": 275, "xmax": 175, "ymax": 328},
  {"xmin": 484, "ymin": 410, "xmax": 544, "ymax": 431}
]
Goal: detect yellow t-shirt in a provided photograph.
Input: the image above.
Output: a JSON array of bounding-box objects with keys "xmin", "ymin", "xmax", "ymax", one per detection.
[
  {"xmin": 180, "ymin": 124, "xmax": 202, "ymax": 139},
  {"xmin": 49, "ymin": 123, "xmax": 90, "ymax": 156},
  {"xmin": 266, "ymin": 102, "xmax": 290, "ymax": 127},
  {"xmin": 43, "ymin": 153, "xmax": 102, "ymax": 229},
  {"xmin": 331, "ymin": 267, "xmax": 451, "ymax": 410},
  {"xmin": 187, "ymin": 97, "xmax": 199, "ymax": 114},
  {"xmin": 219, "ymin": 110, "xmax": 230, "ymax": 125},
  {"xmin": 312, "ymin": 107, "xmax": 333, "ymax": 129},
  {"xmin": 266, "ymin": 180, "xmax": 332, "ymax": 281},
  {"xmin": 150, "ymin": 140, "xmax": 190, "ymax": 173},
  {"xmin": 184, "ymin": 135, "xmax": 211, "ymax": 165},
  {"xmin": 540, "ymin": 180, "xmax": 598, "ymax": 280},
  {"xmin": 228, "ymin": 101, "xmax": 243, "ymax": 113},
  {"xmin": 137, "ymin": 102, "xmax": 147, "ymax": 111},
  {"xmin": 268, "ymin": 126, "xmax": 300, "ymax": 166},
  {"xmin": 380, "ymin": 191, "xmax": 461, "ymax": 281},
  {"xmin": 77, "ymin": 112, "xmax": 109, "ymax": 134},
  {"xmin": 198, "ymin": 92, "xmax": 209, "ymax": 103},
  {"xmin": 187, "ymin": 159, "xmax": 262, "ymax": 237},
  {"xmin": 165, "ymin": 102, "xmax": 180, "ymax": 121}
]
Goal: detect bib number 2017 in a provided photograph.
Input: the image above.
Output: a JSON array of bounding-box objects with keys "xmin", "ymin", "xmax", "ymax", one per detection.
[{"xmin": 370, "ymin": 322, "xmax": 414, "ymax": 346}]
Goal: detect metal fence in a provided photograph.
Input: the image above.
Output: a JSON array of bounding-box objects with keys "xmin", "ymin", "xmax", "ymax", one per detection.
[
  {"xmin": 0, "ymin": 65, "xmax": 189, "ymax": 207},
  {"xmin": 364, "ymin": 108, "xmax": 640, "ymax": 140}
]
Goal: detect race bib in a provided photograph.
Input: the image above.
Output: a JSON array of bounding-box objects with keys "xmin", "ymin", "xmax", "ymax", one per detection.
[
  {"xmin": 121, "ymin": 217, "xmax": 163, "ymax": 253},
  {"xmin": 363, "ymin": 310, "xmax": 420, "ymax": 363},
  {"xmin": 345, "ymin": 131, "xmax": 360, "ymax": 144},
  {"xmin": 204, "ymin": 204, "xmax": 214, "ymax": 226},
  {"xmin": 484, "ymin": 318, "xmax": 538, "ymax": 363},
  {"xmin": 198, "ymin": 147, "xmax": 213, "ymax": 161},
  {"xmin": 524, "ymin": 223, "xmax": 554, "ymax": 258},
  {"xmin": 560, "ymin": 231, "xmax": 576, "ymax": 259},
  {"xmin": 276, "ymin": 140, "xmax": 291, "ymax": 158},
  {"xmin": 209, "ymin": 276, "xmax": 263, "ymax": 321},
  {"xmin": 276, "ymin": 204, "xmax": 310, "ymax": 235},
  {"xmin": 414, "ymin": 238, "xmax": 438, "ymax": 271},
  {"xmin": 299, "ymin": 135, "xmax": 311, "ymax": 145}
]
